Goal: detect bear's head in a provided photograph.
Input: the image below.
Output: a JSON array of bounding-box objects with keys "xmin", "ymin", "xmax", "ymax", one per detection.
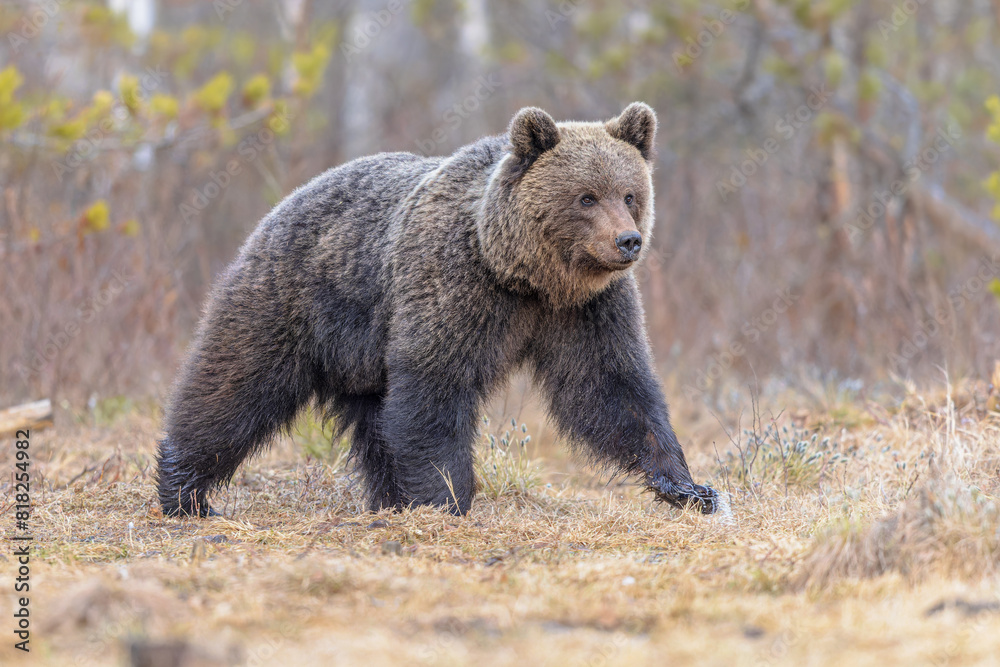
[{"xmin": 480, "ymin": 102, "xmax": 657, "ymax": 307}]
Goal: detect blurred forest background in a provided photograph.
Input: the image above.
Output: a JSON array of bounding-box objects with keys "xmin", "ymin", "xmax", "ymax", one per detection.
[{"xmin": 3, "ymin": 0, "xmax": 1000, "ymax": 412}]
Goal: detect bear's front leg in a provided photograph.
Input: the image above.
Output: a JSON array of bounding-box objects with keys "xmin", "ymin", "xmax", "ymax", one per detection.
[
  {"xmin": 532, "ymin": 278, "xmax": 717, "ymax": 514},
  {"xmin": 382, "ymin": 363, "xmax": 483, "ymax": 514},
  {"xmin": 642, "ymin": 431, "xmax": 718, "ymax": 515}
]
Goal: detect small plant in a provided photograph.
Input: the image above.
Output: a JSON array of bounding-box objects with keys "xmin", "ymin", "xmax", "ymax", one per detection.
[
  {"xmin": 292, "ymin": 409, "xmax": 350, "ymax": 472},
  {"xmin": 89, "ymin": 394, "xmax": 136, "ymax": 426},
  {"xmin": 475, "ymin": 416, "xmax": 540, "ymax": 499},
  {"xmin": 796, "ymin": 477, "xmax": 1000, "ymax": 589},
  {"xmin": 720, "ymin": 421, "xmax": 852, "ymax": 492}
]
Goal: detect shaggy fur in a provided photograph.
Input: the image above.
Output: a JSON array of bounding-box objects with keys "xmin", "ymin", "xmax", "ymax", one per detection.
[{"xmin": 157, "ymin": 102, "xmax": 717, "ymax": 517}]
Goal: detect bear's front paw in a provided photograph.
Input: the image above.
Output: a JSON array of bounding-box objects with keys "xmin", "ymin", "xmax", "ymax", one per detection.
[{"xmin": 649, "ymin": 477, "xmax": 718, "ymax": 515}]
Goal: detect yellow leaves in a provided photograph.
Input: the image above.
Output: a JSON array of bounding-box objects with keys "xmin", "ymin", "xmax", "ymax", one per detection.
[
  {"xmin": 149, "ymin": 29, "xmax": 173, "ymax": 62},
  {"xmin": 82, "ymin": 5, "xmax": 135, "ymax": 49},
  {"xmin": 42, "ymin": 97, "xmax": 71, "ymax": 122},
  {"xmin": 0, "ymin": 65, "xmax": 25, "ymax": 132},
  {"xmin": 49, "ymin": 117, "xmax": 87, "ymax": 141},
  {"xmin": 218, "ymin": 125, "xmax": 237, "ymax": 148},
  {"xmin": 267, "ymin": 45, "xmax": 286, "ymax": 78},
  {"xmin": 495, "ymin": 42, "xmax": 527, "ymax": 65},
  {"xmin": 823, "ymin": 51, "xmax": 846, "ymax": 90},
  {"xmin": 986, "ymin": 95, "xmax": 1000, "ymax": 144},
  {"xmin": 120, "ymin": 218, "xmax": 141, "ymax": 237},
  {"xmin": 192, "ymin": 72, "xmax": 234, "ymax": 113},
  {"xmin": 150, "ymin": 93, "xmax": 179, "ymax": 120},
  {"xmin": 50, "ymin": 90, "xmax": 114, "ymax": 142},
  {"xmin": 986, "ymin": 94, "xmax": 1000, "ymax": 117},
  {"xmin": 314, "ymin": 21, "xmax": 341, "ymax": 50},
  {"xmin": 230, "ymin": 32, "xmax": 257, "ymax": 68},
  {"xmin": 988, "ymin": 165, "xmax": 1000, "ymax": 219},
  {"xmin": 82, "ymin": 200, "xmax": 110, "ymax": 233},
  {"xmin": 990, "ymin": 277, "xmax": 1000, "ymax": 309},
  {"xmin": 79, "ymin": 203, "xmax": 140, "ymax": 239},
  {"xmin": 175, "ymin": 26, "xmax": 223, "ymax": 80},
  {"xmin": 181, "ymin": 24, "xmax": 209, "ymax": 51},
  {"xmin": 985, "ymin": 172, "xmax": 1000, "ymax": 199},
  {"xmin": 118, "ymin": 74, "xmax": 142, "ymax": 114},
  {"xmin": 985, "ymin": 96, "xmax": 1000, "ymax": 220},
  {"xmin": 268, "ymin": 99, "xmax": 292, "ymax": 137},
  {"xmin": 292, "ymin": 44, "xmax": 330, "ymax": 99},
  {"xmin": 242, "ymin": 74, "xmax": 271, "ymax": 109},
  {"xmin": 964, "ymin": 17, "xmax": 990, "ymax": 47},
  {"xmin": 796, "ymin": 0, "xmax": 852, "ymax": 28},
  {"xmin": 91, "ymin": 90, "xmax": 115, "ymax": 117},
  {"xmin": 814, "ymin": 110, "xmax": 859, "ymax": 145},
  {"xmin": 763, "ymin": 55, "xmax": 799, "ymax": 81},
  {"xmin": 864, "ymin": 37, "xmax": 887, "ymax": 68},
  {"xmin": 790, "ymin": 0, "xmax": 814, "ymax": 27},
  {"xmin": 0, "ymin": 64, "xmax": 24, "ymax": 101},
  {"xmin": 857, "ymin": 69, "xmax": 882, "ymax": 103}
]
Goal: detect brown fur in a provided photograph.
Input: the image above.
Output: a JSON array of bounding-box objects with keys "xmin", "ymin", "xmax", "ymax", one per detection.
[{"xmin": 156, "ymin": 102, "xmax": 716, "ymax": 517}]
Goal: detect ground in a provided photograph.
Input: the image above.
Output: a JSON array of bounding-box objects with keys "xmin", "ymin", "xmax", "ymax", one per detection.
[{"xmin": 2, "ymin": 379, "xmax": 1000, "ymax": 666}]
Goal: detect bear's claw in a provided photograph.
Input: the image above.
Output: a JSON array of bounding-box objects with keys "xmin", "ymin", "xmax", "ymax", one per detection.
[{"xmin": 650, "ymin": 477, "xmax": 718, "ymax": 515}]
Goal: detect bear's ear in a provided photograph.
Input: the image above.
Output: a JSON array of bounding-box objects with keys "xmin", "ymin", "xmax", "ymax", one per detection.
[
  {"xmin": 606, "ymin": 102, "xmax": 657, "ymax": 161},
  {"xmin": 508, "ymin": 107, "xmax": 560, "ymax": 165}
]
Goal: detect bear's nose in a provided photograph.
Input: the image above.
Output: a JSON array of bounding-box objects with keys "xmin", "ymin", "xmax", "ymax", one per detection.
[{"xmin": 615, "ymin": 231, "xmax": 642, "ymax": 259}]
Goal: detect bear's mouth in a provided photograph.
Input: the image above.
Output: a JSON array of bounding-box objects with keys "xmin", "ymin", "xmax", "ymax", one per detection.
[
  {"xmin": 591, "ymin": 255, "xmax": 636, "ymax": 272},
  {"xmin": 579, "ymin": 244, "xmax": 636, "ymax": 273}
]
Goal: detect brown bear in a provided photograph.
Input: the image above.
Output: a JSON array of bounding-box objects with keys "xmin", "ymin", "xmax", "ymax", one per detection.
[{"xmin": 156, "ymin": 102, "xmax": 717, "ymax": 517}]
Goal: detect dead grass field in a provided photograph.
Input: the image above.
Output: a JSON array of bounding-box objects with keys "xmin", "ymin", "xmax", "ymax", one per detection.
[{"xmin": 3, "ymin": 380, "xmax": 1000, "ymax": 666}]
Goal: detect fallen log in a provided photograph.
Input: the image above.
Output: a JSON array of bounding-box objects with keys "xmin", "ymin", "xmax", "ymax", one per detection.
[{"xmin": 0, "ymin": 399, "xmax": 53, "ymax": 436}]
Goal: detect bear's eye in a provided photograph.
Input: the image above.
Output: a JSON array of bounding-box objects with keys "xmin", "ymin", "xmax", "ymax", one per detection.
[
  {"xmin": 624, "ymin": 194, "xmax": 635, "ymax": 206},
  {"xmin": 580, "ymin": 195, "xmax": 596, "ymax": 206}
]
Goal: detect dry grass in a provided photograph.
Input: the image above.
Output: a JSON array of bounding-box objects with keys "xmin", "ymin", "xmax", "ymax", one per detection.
[{"xmin": 2, "ymin": 382, "xmax": 1000, "ymax": 666}]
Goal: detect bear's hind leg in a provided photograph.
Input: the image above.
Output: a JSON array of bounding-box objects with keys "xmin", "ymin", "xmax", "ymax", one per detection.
[
  {"xmin": 336, "ymin": 395, "xmax": 405, "ymax": 511},
  {"xmin": 157, "ymin": 337, "xmax": 314, "ymax": 517}
]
